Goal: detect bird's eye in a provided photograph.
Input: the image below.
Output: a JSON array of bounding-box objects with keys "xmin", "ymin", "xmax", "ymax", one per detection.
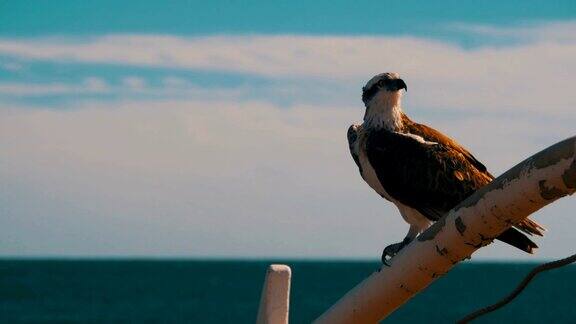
[{"xmin": 378, "ymin": 80, "xmax": 386, "ymax": 87}]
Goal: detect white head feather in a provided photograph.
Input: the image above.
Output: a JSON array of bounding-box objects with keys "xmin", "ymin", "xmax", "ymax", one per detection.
[{"xmin": 362, "ymin": 72, "xmax": 406, "ymax": 131}]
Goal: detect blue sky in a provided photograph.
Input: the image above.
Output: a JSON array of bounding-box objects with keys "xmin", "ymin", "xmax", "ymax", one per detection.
[
  {"xmin": 1, "ymin": 1, "xmax": 575, "ymax": 260},
  {"xmin": 2, "ymin": 1, "xmax": 575, "ymax": 36}
]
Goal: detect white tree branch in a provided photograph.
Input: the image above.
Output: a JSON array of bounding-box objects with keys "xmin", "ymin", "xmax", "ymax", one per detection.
[{"xmin": 314, "ymin": 136, "xmax": 576, "ymax": 324}]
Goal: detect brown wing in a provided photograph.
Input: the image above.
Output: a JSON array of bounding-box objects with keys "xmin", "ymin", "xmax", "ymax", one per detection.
[
  {"xmin": 400, "ymin": 115, "xmax": 545, "ymax": 236},
  {"xmin": 366, "ymin": 129, "xmax": 492, "ymax": 221},
  {"xmin": 402, "ymin": 114, "xmax": 492, "ymax": 177},
  {"xmin": 347, "ymin": 124, "xmax": 362, "ymax": 173}
]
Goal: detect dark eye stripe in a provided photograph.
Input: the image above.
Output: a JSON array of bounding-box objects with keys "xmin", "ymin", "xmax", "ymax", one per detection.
[{"xmin": 362, "ymin": 82, "xmax": 382, "ymax": 103}]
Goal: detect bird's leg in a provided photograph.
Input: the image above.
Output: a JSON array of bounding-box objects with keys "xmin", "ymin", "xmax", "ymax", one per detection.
[{"xmin": 381, "ymin": 225, "xmax": 420, "ymax": 266}]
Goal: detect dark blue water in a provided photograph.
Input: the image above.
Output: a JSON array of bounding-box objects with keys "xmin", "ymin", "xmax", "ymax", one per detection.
[{"xmin": 0, "ymin": 260, "xmax": 574, "ymax": 323}]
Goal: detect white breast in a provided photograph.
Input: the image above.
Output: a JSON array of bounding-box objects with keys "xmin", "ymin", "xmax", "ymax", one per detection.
[
  {"xmin": 358, "ymin": 149, "xmax": 394, "ymax": 202},
  {"xmin": 397, "ymin": 204, "xmax": 433, "ymax": 232},
  {"xmin": 357, "ymin": 132, "xmax": 433, "ymax": 232}
]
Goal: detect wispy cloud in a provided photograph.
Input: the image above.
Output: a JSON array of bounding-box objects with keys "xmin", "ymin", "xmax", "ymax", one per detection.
[
  {"xmin": 451, "ymin": 21, "xmax": 576, "ymax": 44},
  {"xmin": 0, "ymin": 60, "xmax": 23, "ymax": 71},
  {"xmin": 0, "ymin": 78, "xmax": 109, "ymax": 96},
  {"xmin": 1, "ymin": 21, "xmax": 575, "ymax": 258},
  {"xmin": 0, "ymin": 100, "xmax": 366, "ymax": 257},
  {"xmin": 1, "ymin": 22, "xmax": 576, "ymax": 115},
  {"xmin": 0, "ymin": 77, "xmax": 248, "ymax": 99},
  {"xmin": 121, "ymin": 76, "xmax": 146, "ymax": 90},
  {"xmin": 0, "ymin": 22, "xmax": 575, "ymax": 80},
  {"xmin": 0, "ymin": 98, "xmax": 573, "ymax": 258}
]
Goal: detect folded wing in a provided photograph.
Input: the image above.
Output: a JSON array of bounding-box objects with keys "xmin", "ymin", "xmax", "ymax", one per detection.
[{"xmin": 366, "ymin": 129, "xmax": 488, "ymax": 221}]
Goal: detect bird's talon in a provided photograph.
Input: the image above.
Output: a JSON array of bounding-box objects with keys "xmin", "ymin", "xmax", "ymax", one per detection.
[
  {"xmin": 381, "ymin": 241, "xmax": 407, "ymax": 266},
  {"xmin": 381, "ymin": 251, "xmax": 393, "ymax": 266},
  {"xmin": 382, "ymin": 259, "xmax": 391, "ymax": 267}
]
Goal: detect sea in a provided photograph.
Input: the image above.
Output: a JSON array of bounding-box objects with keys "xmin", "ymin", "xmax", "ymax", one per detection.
[{"xmin": 0, "ymin": 260, "xmax": 574, "ymax": 323}]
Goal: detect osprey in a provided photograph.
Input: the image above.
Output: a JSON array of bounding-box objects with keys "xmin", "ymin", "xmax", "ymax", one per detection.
[{"xmin": 348, "ymin": 72, "xmax": 545, "ymax": 265}]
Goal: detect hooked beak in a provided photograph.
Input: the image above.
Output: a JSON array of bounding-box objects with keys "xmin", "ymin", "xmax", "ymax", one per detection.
[{"xmin": 395, "ymin": 79, "xmax": 407, "ymax": 92}]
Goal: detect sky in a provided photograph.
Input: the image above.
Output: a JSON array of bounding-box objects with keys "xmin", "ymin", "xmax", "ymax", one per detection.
[{"xmin": 0, "ymin": 1, "xmax": 575, "ymax": 260}]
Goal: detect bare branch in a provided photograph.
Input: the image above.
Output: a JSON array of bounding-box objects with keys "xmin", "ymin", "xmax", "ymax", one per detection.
[
  {"xmin": 314, "ymin": 137, "xmax": 576, "ymax": 324},
  {"xmin": 457, "ymin": 253, "xmax": 576, "ymax": 323}
]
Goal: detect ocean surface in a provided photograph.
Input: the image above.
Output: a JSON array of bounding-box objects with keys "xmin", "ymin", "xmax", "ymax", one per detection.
[{"xmin": 0, "ymin": 260, "xmax": 574, "ymax": 323}]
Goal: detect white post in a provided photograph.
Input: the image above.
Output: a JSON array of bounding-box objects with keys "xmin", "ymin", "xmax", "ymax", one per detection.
[
  {"xmin": 314, "ymin": 136, "xmax": 576, "ymax": 324},
  {"xmin": 256, "ymin": 264, "xmax": 292, "ymax": 324}
]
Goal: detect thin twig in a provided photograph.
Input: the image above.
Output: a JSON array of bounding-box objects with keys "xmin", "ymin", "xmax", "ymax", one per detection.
[{"xmin": 457, "ymin": 253, "xmax": 576, "ymax": 323}]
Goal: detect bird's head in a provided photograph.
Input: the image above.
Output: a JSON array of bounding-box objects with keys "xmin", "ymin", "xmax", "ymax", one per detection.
[
  {"xmin": 361, "ymin": 72, "xmax": 407, "ymax": 108},
  {"xmin": 361, "ymin": 72, "xmax": 407, "ymax": 130}
]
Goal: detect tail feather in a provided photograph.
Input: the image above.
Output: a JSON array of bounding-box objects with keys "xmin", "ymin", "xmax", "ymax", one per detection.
[
  {"xmin": 515, "ymin": 218, "xmax": 546, "ymax": 236},
  {"xmin": 497, "ymin": 228, "xmax": 539, "ymax": 254}
]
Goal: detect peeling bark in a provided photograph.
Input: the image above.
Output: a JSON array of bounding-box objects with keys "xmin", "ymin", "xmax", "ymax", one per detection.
[{"xmin": 455, "ymin": 217, "xmax": 466, "ymax": 235}]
